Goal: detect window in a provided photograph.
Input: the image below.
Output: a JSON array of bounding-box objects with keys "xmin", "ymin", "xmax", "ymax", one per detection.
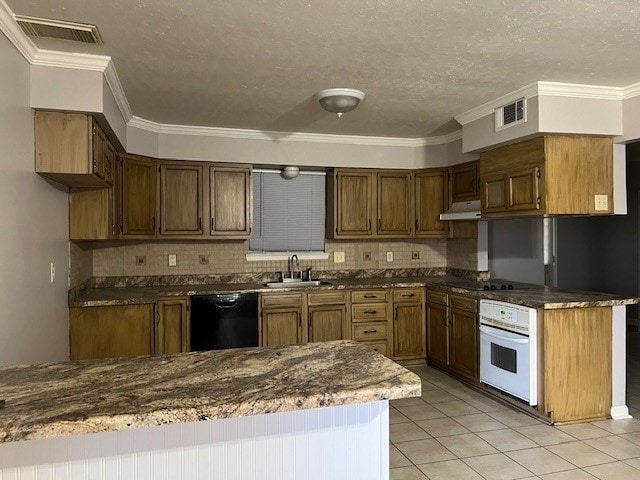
[{"xmin": 250, "ymin": 170, "xmax": 325, "ymax": 253}]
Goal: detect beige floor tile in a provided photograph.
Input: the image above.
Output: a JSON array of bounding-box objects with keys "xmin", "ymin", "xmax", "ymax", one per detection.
[
  {"xmin": 417, "ymin": 459, "xmax": 484, "ymax": 479},
  {"xmin": 590, "ymin": 419, "xmax": 640, "ymax": 435},
  {"xmin": 389, "ymin": 466, "xmax": 429, "ymax": 480},
  {"xmin": 584, "ymin": 461, "xmax": 640, "ymax": 479},
  {"xmin": 455, "ymin": 413, "xmax": 508, "ymax": 432},
  {"xmin": 462, "ymin": 453, "xmax": 534, "ymax": 480},
  {"xmin": 421, "ymin": 380, "xmax": 442, "ymax": 391},
  {"xmin": 415, "ymin": 417, "xmax": 471, "ymax": 438},
  {"xmin": 464, "ymin": 396, "xmax": 510, "ymax": 413},
  {"xmin": 390, "ymin": 444, "xmax": 413, "ymax": 468},
  {"xmin": 429, "ymin": 376, "xmax": 467, "ymax": 389},
  {"xmin": 505, "ymin": 447, "xmax": 574, "ymax": 475},
  {"xmin": 585, "ymin": 434, "xmax": 640, "ymax": 460},
  {"xmin": 547, "ymin": 441, "xmax": 616, "ymax": 467},
  {"xmin": 391, "ymin": 422, "xmax": 432, "ymax": 443},
  {"xmin": 625, "ymin": 457, "xmax": 640, "ymax": 470},
  {"xmin": 396, "ymin": 404, "xmax": 448, "ymax": 421},
  {"xmin": 437, "ymin": 432, "xmax": 499, "ymax": 458},
  {"xmin": 390, "ymin": 408, "xmax": 412, "ymax": 424},
  {"xmin": 514, "ymin": 425, "xmax": 576, "ymax": 446},
  {"xmin": 448, "ymin": 387, "xmax": 484, "ymax": 401},
  {"xmin": 538, "ymin": 470, "xmax": 597, "ymax": 479},
  {"xmin": 392, "ymin": 397, "xmax": 428, "ymax": 408},
  {"xmin": 555, "ymin": 423, "xmax": 611, "ymax": 440},
  {"xmin": 421, "ymin": 389, "xmax": 459, "ymax": 404},
  {"xmin": 477, "ymin": 428, "xmax": 538, "ymax": 452},
  {"xmin": 433, "ymin": 400, "xmax": 481, "ymax": 417},
  {"xmin": 395, "ymin": 438, "xmax": 456, "ymax": 465},
  {"xmin": 489, "ymin": 410, "xmax": 544, "ymax": 428}
]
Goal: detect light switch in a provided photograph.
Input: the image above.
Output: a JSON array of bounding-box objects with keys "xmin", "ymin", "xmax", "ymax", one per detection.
[
  {"xmin": 50, "ymin": 262, "xmax": 55, "ymax": 283},
  {"xmin": 168, "ymin": 254, "xmax": 177, "ymax": 267},
  {"xmin": 333, "ymin": 251, "xmax": 345, "ymax": 263},
  {"xmin": 386, "ymin": 251, "xmax": 394, "ymax": 262},
  {"xmin": 595, "ymin": 194, "xmax": 609, "ymax": 211}
]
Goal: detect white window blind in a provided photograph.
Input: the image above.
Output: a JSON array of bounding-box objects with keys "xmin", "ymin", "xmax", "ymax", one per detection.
[{"xmin": 250, "ymin": 171, "xmax": 326, "ymax": 252}]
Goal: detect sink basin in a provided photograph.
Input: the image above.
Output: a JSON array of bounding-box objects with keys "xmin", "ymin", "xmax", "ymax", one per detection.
[{"xmin": 263, "ymin": 280, "xmax": 331, "ymax": 288}]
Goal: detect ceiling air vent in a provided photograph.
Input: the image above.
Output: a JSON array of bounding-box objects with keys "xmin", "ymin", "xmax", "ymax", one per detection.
[
  {"xmin": 15, "ymin": 15, "xmax": 103, "ymax": 44},
  {"xmin": 495, "ymin": 97, "xmax": 526, "ymax": 131}
]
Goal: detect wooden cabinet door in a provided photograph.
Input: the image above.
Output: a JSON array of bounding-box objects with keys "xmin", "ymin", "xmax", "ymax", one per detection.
[
  {"xmin": 451, "ymin": 161, "xmax": 479, "ymax": 202},
  {"xmin": 449, "ymin": 308, "xmax": 479, "ymax": 380},
  {"xmin": 121, "ymin": 155, "xmax": 158, "ymax": 237},
  {"xmin": 393, "ymin": 303, "xmax": 425, "ymax": 359},
  {"xmin": 508, "ymin": 166, "xmax": 542, "ymax": 212},
  {"xmin": 69, "ymin": 188, "xmax": 114, "ymax": 240},
  {"xmin": 156, "ymin": 298, "xmax": 190, "ymax": 355},
  {"xmin": 482, "ymin": 172, "xmax": 507, "ymax": 214},
  {"xmin": 210, "ymin": 167, "xmax": 251, "ymax": 236},
  {"xmin": 69, "ymin": 305, "xmax": 154, "ymax": 360},
  {"xmin": 426, "ymin": 301, "xmax": 449, "ymax": 365},
  {"xmin": 377, "ymin": 172, "xmax": 411, "ymax": 236},
  {"xmin": 262, "ymin": 309, "xmax": 302, "ymax": 346},
  {"xmin": 160, "ymin": 163, "xmax": 204, "ymax": 236},
  {"xmin": 335, "ymin": 171, "xmax": 374, "ymax": 236},
  {"xmin": 414, "ymin": 169, "xmax": 448, "ymax": 236},
  {"xmin": 308, "ymin": 305, "xmax": 346, "ymax": 342}
]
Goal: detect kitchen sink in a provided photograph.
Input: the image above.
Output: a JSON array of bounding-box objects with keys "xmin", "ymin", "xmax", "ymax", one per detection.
[{"xmin": 263, "ymin": 280, "xmax": 332, "ymax": 288}]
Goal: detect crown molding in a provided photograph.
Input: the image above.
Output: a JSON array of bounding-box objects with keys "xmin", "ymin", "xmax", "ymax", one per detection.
[
  {"xmin": 623, "ymin": 81, "xmax": 640, "ymax": 100},
  {"xmin": 104, "ymin": 61, "xmax": 133, "ymax": 122},
  {"xmin": 537, "ymin": 81, "xmax": 623, "ymax": 100},
  {"xmin": 455, "ymin": 82, "xmax": 539, "ymax": 125}
]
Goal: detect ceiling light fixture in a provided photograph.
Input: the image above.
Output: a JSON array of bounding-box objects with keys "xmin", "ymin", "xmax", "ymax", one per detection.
[
  {"xmin": 281, "ymin": 166, "xmax": 300, "ymax": 179},
  {"xmin": 313, "ymin": 88, "xmax": 365, "ymax": 117}
]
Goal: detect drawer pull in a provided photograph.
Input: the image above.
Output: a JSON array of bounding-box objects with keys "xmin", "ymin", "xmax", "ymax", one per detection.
[
  {"xmin": 364, "ymin": 329, "xmax": 377, "ymax": 334},
  {"xmin": 364, "ymin": 294, "xmax": 377, "ymax": 299},
  {"xmin": 401, "ymin": 293, "xmax": 415, "ymax": 297},
  {"xmin": 364, "ymin": 310, "xmax": 378, "ymax": 314}
]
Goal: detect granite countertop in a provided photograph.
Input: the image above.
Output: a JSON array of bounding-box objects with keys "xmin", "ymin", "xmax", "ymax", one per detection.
[
  {"xmin": 70, "ymin": 275, "xmax": 639, "ymax": 310},
  {"xmin": 0, "ymin": 340, "xmax": 420, "ymax": 443}
]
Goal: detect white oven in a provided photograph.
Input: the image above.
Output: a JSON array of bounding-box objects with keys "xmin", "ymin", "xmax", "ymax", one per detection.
[{"xmin": 479, "ymin": 300, "xmax": 537, "ymax": 406}]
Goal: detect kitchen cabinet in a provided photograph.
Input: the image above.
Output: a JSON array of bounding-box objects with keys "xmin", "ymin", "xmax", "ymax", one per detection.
[
  {"xmin": 451, "ymin": 161, "xmax": 479, "ymax": 202},
  {"xmin": 155, "ymin": 297, "xmax": 190, "ymax": 355},
  {"xmin": 209, "ymin": 166, "xmax": 252, "ymax": 237},
  {"xmin": 261, "ymin": 293, "xmax": 306, "ymax": 346},
  {"xmin": 350, "ymin": 289, "xmax": 391, "ymax": 357},
  {"xmin": 377, "ymin": 171, "xmax": 412, "ymax": 236},
  {"xmin": 392, "ymin": 288, "xmax": 426, "ymax": 360},
  {"xmin": 414, "ymin": 169, "xmax": 449, "ymax": 237},
  {"xmin": 448, "ymin": 294, "xmax": 479, "ymax": 381},
  {"xmin": 159, "ymin": 163, "xmax": 204, "ymax": 236},
  {"xmin": 426, "ymin": 290, "xmax": 449, "ymax": 365},
  {"xmin": 121, "ymin": 154, "xmax": 158, "ymax": 238},
  {"xmin": 480, "ymin": 135, "xmax": 613, "ymax": 217},
  {"xmin": 307, "ymin": 291, "xmax": 349, "ymax": 342},
  {"xmin": 69, "ymin": 304, "xmax": 154, "ymax": 360},
  {"xmin": 327, "ymin": 170, "xmax": 375, "ymax": 237},
  {"xmin": 35, "ymin": 111, "xmax": 117, "ymax": 188},
  {"xmin": 69, "ymin": 182, "xmax": 120, "ymax": 241}
]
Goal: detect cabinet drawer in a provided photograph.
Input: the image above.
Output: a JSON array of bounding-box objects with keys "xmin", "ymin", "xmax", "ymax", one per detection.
[
  {"xmin": 261, "ymin": 293, "xmax": 304, "ymax": 308},
  {"xmin": 352, "ymin": 303, "xmax": 388, "ymax": 321},
  {"xmin": 366, "ymin": 341, "xmax": 388, "ymax": 356},
  {"xmin": 427, "ymin": 290, "xmax": 448, "ymax": 305},
  {"xmin": 450, "ymin": 294, "xmax": 478, "ymax": 313},
  {"xmin": 307, "ymin": 291, "xmax": 347, "ymax": 306},
  {"xmin": 393, "ymin": 288, "xmax": 424, "ymax": 302},
  {"xmin": 352, "ymin": 290, "xmax": 388, "ymax": 303},
  {"xmin": 352, "ymin": 322, "xmax": 388, "ymax": 341}
]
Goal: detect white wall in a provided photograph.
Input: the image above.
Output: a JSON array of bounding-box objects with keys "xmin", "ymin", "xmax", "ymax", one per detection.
[
  {"xmin": 538, "ymin": 96, "xmax": 622, "ymax": 135},
  {"xmin": 0, "ymin": 33, "xmax": 70, "ymax": 366}
]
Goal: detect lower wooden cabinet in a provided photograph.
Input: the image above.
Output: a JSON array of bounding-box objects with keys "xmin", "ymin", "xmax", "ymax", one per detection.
[
  {"xmin": 69, "ymin": 304, "xmax": 154, "ymax": 360},
  {"xmin": 351, "ymin": 289, "xmax": 392, "ymax": 357},
  {"xmin": 260, "ymin": 293, "xmax": 306, "ymax": 346},
  {"xmin": 155, "ymin": 297, "xmax": 190, "ymax": 355},
  {"xmin": 307, "ymin": 291, "xmax": 349, "ymax": 343},
  {"xmin": 426, "ymin": 291, "xmax": 449, "ymax": 365},
  {"xmin": 392, "ymin": 288, "xmax": 426, "ymax": 360}
]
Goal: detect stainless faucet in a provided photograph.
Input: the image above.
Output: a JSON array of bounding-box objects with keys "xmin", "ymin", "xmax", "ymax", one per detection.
[{"xmin": 289, "ymin": 254, "xmax": 299, "ymax": 279}]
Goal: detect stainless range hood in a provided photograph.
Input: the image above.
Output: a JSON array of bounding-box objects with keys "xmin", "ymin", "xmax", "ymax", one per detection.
[{"xmin": 440, "ymin": 200, "xmax": 481, "ymax": 221}]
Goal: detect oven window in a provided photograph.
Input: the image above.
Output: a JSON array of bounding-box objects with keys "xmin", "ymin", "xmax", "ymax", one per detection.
[{"xmin": 491, "ymin": 343, "xmax": 517, "ymax": 373}]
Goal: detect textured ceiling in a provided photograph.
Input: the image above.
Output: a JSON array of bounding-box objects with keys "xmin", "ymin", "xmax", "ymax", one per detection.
[{"xmin": 8, "ymin": 0, "xmax": 640, "ymax": 138}]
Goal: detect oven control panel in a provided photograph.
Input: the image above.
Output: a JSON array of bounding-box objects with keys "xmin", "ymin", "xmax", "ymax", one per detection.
[{"xmin": 479, "ymin": 300, "xmax": 536, "ymax": 335}]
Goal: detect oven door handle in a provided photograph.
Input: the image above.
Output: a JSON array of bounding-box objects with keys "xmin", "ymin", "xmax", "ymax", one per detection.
[{"xmin": 480, "ymin": 326, "xmax": 529, "ymax": 344}]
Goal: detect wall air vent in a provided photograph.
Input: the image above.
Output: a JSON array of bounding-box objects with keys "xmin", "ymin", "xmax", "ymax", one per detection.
[
  {"xmin": 495, "ymin": 97, "xmax": 526, "ymax": 131},
  {"xmin": 15, "ymin": 15, "xmax": 103, "ymax": 44}
]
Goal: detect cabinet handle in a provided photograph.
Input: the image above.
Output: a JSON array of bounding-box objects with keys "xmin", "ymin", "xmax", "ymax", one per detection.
[
  {"xmin": 415, "ymin": 218, "xmax": 419, "ymax": 231},
  {"xmin": 378, "ymin": 218, "xmax": 381, "ymax": 231},
  {"xmin": 364, "ymin": 294, "xmax": 377, "ymax": 299},
  {"xmin": 364, "ymin": 310, "xmax": 377, "ymax": 314},
  {"xmin": 401, "ymin": 293, "xmax": 415, "ymax": 298},
  {"xmin": 536, "ymin": 196, "xmax": 542, "ymax": 208},
  {"xmin": 211, "ymin": 217, "xmax": 215, "ymax": 232},
  {"xmin": 364, "ymin": 329, "xmax": 377, "ymax": 334},
  {"xmin": 368, "ymin": 219, "xmax": 372, "ymax": 231},
  {"xmin": 198, "ymin": 217, "xmax": 202, "ymax": 230}
]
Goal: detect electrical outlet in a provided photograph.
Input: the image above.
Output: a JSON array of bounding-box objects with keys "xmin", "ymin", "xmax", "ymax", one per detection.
[
  {"xmin": 199, "ymin": 255, "xmax": 209, "ymax": 265},
  {"xmin": 135, "ymin": 256, "xmax": 146, "ymax": 266},
  {"xmin": 333, "ymin": 251, "xmax": 345, "ymax": 263},
  {"xmin": 412, "ymin": 251, "xmax": 420, "ymax": 260},
  {"xmin": 595, "ymin": 194, "xmax": 609, "ymax": 211},
  {"xmin": 363, "ymin": 251, "xmax": 371, "ymax": 261},
  {"xmin": 386, "ymin": 251, "xmax": 393, "ymax": 262},
  {"xmin": 168, "ymin": 254, "xmax": 177, "ymax": 267}
]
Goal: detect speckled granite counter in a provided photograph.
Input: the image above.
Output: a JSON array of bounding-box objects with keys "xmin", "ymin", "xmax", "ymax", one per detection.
[
  {"xmin": 0, "ymin": 340, "xmax": 420, "ymax": 443},
  {"xmin": 69, "ymin": 275, "xmax": 638, "ymax": 310}
]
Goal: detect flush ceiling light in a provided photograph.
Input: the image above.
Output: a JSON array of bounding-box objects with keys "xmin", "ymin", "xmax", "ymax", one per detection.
[
  {"xmin": 281, "ymin": 166, "xmax": 300, "ymax": 179},
  {"xmin": 313, "ymin": 88, "xmax": 365, "ymax": 117}
]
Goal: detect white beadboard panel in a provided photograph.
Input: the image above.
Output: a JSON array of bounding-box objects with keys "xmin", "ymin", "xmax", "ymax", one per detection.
[{"xmin": 0, "ymin": 401, "xmax": 389, "ymax": 480}]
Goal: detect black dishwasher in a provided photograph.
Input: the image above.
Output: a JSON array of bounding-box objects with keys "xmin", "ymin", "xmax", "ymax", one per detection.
[{"xmin": 190, "ymin": 293, "xmax": 259, "ymax": 351}]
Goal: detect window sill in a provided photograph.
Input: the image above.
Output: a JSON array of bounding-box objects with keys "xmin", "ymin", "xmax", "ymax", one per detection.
[{"xmin": 246, "ymin": 252, "xmax": 330, "ymax": 262}]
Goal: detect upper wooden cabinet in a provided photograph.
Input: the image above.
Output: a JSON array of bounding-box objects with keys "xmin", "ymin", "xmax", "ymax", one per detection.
[
  {"xmin": 35, "ymin": 111, "xmax": 117, "ymax": 188},
  {"xmin": 414, "ymin": 169, "xmax": 449, "ymax": 237},
  {"xmin": 159, "ymin": 163, "xmax": 204, "ymax": 236},
  {"xmin": 121, "ymin": 154, "xmax": 158, "ymax": 238},
  {"xmin": 451, "ymin": 161, "xmax": 479, "ymax": 202},
  {"xmin": 210, "ymin": 167, "xmax": 252, "ymax": 237},
  {"xmin": 480, "ymin": 135, "xmax": 613, "ymax": 217},
  {"xmin": 328, "ymin": 170, "xmax": 375, "ymax": 237},
  {"xmin": 378, "ymin": 171, "xmax": 412, "ymax": 236}
]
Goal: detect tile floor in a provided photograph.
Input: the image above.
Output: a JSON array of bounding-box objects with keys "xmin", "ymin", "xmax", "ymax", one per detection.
[{"xmin": 389, "ymin": 333, "xmax": 640, "ymax": 479}]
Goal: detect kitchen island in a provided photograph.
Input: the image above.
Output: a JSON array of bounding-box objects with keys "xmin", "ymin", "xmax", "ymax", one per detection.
[{"xmin": 0, "ymin": 340, "xmax": 420, "ymax": 479}]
